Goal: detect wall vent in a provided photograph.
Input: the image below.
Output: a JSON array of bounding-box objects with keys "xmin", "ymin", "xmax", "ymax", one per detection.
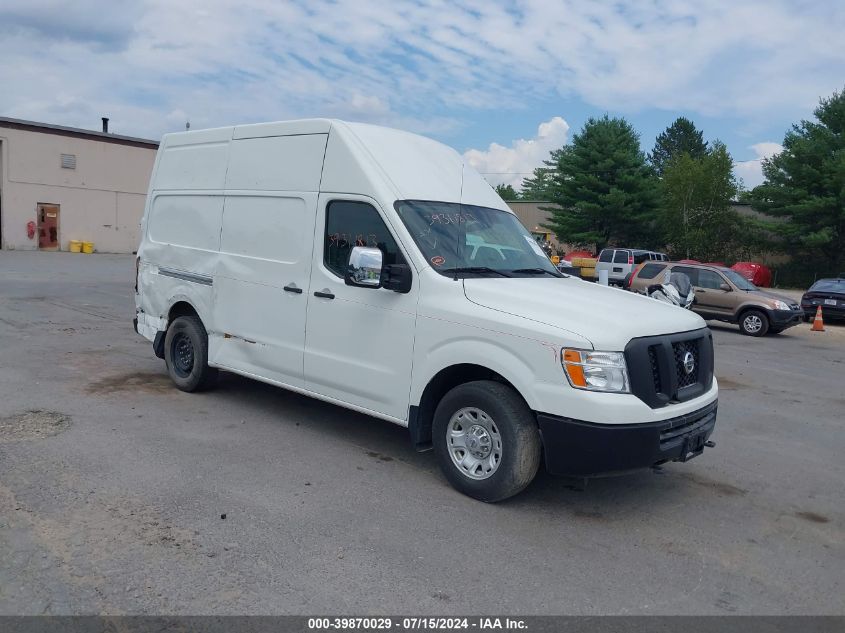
[{"xmin": 60, "ymin": 153, "xmax": 77, "ymax": 169}]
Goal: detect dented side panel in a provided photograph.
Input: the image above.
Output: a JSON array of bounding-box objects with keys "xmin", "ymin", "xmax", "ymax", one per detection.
[
  {"xmin": 136, "ymin": 192, "xmax": 224, "ymax": 351},
  {"xmin": 210, "ymin": 193, "xmax": 318, "ymax": 388}
]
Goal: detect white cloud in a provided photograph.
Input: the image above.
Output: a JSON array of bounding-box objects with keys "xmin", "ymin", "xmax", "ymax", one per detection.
[
  {"xmin": 0, "ymin": 1, "xmax": 842, "ymax": 141},
  {"xmin": 735, "ymin": 141, "xmax": 784, "ymax": 189},
  {"xmin": 463, "ymin": 117, "xmax": 570, "ymax": 189}
]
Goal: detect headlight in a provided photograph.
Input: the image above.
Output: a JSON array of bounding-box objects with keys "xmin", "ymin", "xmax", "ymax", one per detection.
[
  {"xmin": 562, "ymin": 349, "xmax": 630, "ymax": 393},
  {"xmin": 773, "ymin": 300, "xmax": 790, "ymax": 310}
]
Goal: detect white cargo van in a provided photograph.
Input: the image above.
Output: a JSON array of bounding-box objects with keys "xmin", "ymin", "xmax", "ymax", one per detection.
[{"xmin": 135, "ymin": 119, "xmax": 718, "ymax": 501}]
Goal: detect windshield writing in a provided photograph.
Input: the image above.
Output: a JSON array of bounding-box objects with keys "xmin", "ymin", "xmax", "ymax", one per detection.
[{"xmin": 395, "ymin": 201, "xmax": 559, "ymax": 277}]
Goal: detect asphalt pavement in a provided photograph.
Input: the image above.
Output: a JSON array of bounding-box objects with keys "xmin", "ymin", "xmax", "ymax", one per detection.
[{"xmin": 1, "ymin": 251, "xmax": 842, "ymax": 615}]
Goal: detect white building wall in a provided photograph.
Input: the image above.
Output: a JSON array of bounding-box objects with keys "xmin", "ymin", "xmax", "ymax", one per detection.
[{"xmin": 0, "ymin": 126, "xmax": 156, "ymax": 253}]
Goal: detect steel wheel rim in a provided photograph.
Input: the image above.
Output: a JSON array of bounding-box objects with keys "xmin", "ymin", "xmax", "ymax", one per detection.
[
  {"xmin": 744, "ymin": 315, "xmax": 762, "ymax": 333},
  {"xmin": 446, "ymin": 407, "xmax": 502, "ymax": 480},
  {"xmin": 172, "ymin": 333, "xmax": 195, "ymax": 377}
]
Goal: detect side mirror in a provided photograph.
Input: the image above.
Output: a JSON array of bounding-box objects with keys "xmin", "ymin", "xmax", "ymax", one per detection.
[
  {"xmin": 719, "ymin": 283, "xmax": 731, "ymax": 291},
  {"xmin": 345, "ymin": 246, "xmax": 383, "ymax": 289}
]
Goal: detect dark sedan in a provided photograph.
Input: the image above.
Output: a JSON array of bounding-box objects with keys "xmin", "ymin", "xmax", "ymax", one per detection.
[{"xmin": 801, "ymin": 278, "xmax": 845, "ymax": 321}]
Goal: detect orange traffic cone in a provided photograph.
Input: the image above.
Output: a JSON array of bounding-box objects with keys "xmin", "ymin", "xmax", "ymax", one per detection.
[{"xmin": 811, "ymin": 305, "xmax": 825, "ymax": 332}]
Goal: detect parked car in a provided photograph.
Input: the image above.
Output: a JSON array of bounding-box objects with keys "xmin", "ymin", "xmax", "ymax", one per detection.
[
  {"xmin": 596, "ymin": 248, "xmax": 669, "ymax": 285},
  {"xmin": 731, "ymin": 262, "xmax": 773, "ymax": 288},
  {"xmin": 135, "ymin": 119, "xmax": 717, "ymax": 502},
  {"xmin": 562, "ymin": 249, "xmax": 594, "ymax": 262},
  {"xmin": 801, "ymin": 278, "xmax": 845, "ymax": 321},
  {"xmin": 628, "ymin": 261, "xmax": 803, "ymax": 336}
]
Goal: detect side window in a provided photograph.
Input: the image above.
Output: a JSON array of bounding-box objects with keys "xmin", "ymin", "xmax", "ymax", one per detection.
[
  {"xmin": 633, "ymin": 252, "xmax": 650, "ymax": 264},
  {"xmin": 698, "ymin": 270, "xmax": 725, "ymax": 289},
  {"xmin": 598, "ymin": 249, "xmax": 613, "ymax": 263},
  {"xmin": 324, "ymin": 200, "xmax": 405, "ymax": 278},
  {"xmin": 637, "ymin": 263, "xmax": 667, "ymax": 280},
  {"xmin": 672, "ymin": 266, "xmax": 699, "ymax": 286},
  {"xmin": 613, "ymin": 250, "xmax": 629, "ymax": 263}
]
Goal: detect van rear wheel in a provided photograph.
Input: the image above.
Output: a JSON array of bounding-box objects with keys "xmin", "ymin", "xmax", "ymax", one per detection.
[
  {"xmin": 432, "ymin": 381, "xmax": 540, "ymax": 502},
  {"xmin": 164, "ymin": 316, "xmax": 218, "ymax": 392}
]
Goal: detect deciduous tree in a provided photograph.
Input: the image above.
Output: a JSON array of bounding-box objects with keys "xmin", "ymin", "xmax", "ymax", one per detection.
[
  {"xmin": 661, "ymin": 142, "xmax": 745, "ymax": 261},
  {"xmin": 494, "ymin": 183, "xmax": 519, "ymax": 200}
]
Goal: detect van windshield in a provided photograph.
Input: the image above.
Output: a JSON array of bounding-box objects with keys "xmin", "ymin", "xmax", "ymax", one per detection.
[{"xmin": 395, "ymin": 200, "xmax": 561, "ymax": 278}]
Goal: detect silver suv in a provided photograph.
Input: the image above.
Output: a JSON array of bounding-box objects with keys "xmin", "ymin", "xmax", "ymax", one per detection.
[{"xmin": 596, "ymin": 248, "xmax": 668, "ymax": 286}]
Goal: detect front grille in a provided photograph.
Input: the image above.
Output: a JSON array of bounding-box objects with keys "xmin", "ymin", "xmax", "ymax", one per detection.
[
  {"xmin": 648, "ymin": 346, "xmax": 661, "ymax": 392},
  {"xmin": 625, "ymin": 328, "xmax": 714, "ymax": 408},
  {"xmin": 673, "ymin": 340, "xmax": 699, "ymax": 388}
]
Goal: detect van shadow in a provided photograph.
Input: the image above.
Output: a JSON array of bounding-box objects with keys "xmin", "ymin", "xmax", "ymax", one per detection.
[
  {"xmin": 211, "ymin": 371, "xmax": 434, "ymax": 472},
  {"xmin": 208, "ymin": 372, "xmax": 732, "ymax": 515},
  {"xmin": 705, "ymin": 322, "xmax": 742, "ymax": 335}
]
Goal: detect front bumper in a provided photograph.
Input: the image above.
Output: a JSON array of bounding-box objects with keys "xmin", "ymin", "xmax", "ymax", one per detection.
[
  {"xmin": 770, "ymin": 308, "xmax": 804, "ymax": 329},
  {"xmin": 537, "ymin": 401, "xmax": 717, "ymax": 477}
]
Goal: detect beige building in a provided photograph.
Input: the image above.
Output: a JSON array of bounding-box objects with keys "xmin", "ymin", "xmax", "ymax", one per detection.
[
  {"xmin": 0, "ymin": 117, "xmax": 158, "ymax": 253},
  {"xmin": 506, "ymin": 200, "xmax": 580, "ymax": 255}
]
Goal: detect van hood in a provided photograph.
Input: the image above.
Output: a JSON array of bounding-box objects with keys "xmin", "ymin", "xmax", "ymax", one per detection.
[{"xmin": 463, "ymin": 277, "xmax": 706, "ymax": 350}]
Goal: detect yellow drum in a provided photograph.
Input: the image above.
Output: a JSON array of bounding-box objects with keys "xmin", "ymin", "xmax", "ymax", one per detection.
[
  {"xmin": 68, "ymin": 240, "xmax": 82, "ymax": 253},
  {"xmin": 82, "ymin": 242, "xmax": 95, "ymax": 254}
]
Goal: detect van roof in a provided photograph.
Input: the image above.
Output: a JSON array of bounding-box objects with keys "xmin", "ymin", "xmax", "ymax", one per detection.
[{"xmin": 158, "ymin": 119, "xmax": 508, "ymax": 210}]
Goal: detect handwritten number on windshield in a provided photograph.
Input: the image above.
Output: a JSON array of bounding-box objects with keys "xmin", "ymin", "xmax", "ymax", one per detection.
[{"xmin": 428, "ymin": 213, "xmax": 476, "ymax": 226}]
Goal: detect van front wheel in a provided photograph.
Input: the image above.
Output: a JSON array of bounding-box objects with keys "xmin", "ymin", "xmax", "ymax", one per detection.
[
  {"xmin": 164, "ymin": 316, "xmax": 218, "ymax": 392},
  {"xmin": 432, "ymin": 381, "xmax": 540, "ymax": 502}
]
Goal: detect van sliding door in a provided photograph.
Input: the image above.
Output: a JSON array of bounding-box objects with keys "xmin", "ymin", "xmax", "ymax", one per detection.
[
  {"xmin": 210, "ymin": 133, "xmax": 327, "ymax": 387},
  {"xmin": 212, "ymin": 193, "xmax": 317, "ymax": 388}
]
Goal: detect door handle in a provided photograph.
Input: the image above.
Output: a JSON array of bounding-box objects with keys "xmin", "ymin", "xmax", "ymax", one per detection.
[
  {"xmin": 314, "ymin": 289, "xmax": 335, "ymax": 299},
  {"xmin": 283, "ymin": 284, "xmax": 303, "ymax": 294}
]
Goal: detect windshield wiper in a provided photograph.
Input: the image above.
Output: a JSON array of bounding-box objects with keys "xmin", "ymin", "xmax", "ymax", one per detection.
[
  {"xmin": 510, "ymin": 268, "xmax": 563, "ymax": 277},
  {"xmin": 442, "ymin": 267, "xmax": 511, "ymax": 278}
]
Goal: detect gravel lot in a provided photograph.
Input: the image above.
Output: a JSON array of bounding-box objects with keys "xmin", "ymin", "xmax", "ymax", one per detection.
[{"xmin": 1, "ymin": 251, "xmax": 843, "ymax": 615}]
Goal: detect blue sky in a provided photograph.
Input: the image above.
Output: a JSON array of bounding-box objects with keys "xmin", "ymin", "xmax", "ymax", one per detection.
[{"xmin": 1, "ymin": 0, "xmax": 843, "ymax": 189}]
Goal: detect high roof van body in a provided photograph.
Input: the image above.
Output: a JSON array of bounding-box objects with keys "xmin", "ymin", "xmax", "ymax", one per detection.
[{"xmin": 134, "ymin": 119, "xmax": 718, "ymax": 500}]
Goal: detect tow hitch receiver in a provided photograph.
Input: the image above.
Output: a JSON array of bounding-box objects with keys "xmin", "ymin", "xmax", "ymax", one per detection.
[{"xmin": 679, "ymin": 433, "xmax": 715, "ymax": 462}]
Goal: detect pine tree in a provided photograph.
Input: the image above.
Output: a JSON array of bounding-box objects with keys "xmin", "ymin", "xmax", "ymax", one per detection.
[
  {"xmin": 650, "ymin": 117, "xmax": 708, "ymax": 176},
  {"xmin": 520, "ymin": 148, "xmax": 566, "ymax": 200},
  {"xmin": 542, "ymin": 116, "xmax": 660, "ymax": 250},
  {"xmin": 752, "ymin": 88, "xmax": 845, "ymax": 273}
]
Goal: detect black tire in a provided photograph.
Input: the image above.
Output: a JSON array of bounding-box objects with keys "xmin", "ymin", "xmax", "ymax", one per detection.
[
  {"xmin": 432, "ymin": 380, "xmax": 541, "ymax": 502},
  {"xmin": 164, "ymin": 315, "xmax": 218, "ymax": 392},
  {"xmin": 739, "ymin": 309, "xmax": 769, "ymax": 337}
]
